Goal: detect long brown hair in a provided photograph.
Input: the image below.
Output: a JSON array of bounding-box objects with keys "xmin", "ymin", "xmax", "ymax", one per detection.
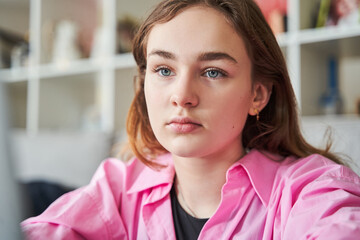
[{"xmin": 126, "ymin": 0, "xmax": 343, "ymax": 167}]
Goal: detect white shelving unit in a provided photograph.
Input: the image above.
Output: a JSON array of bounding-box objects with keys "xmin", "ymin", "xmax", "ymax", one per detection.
[
  {"xmin": 0, "ymin": 0, "xmax": 136, "ymax": 135},
  {"xmin": 0, "ymin": 0, "xmax": 359, "ymax": 133},
  {"xmin": 0, "ymin": 0, "xmax": 359, "ymax": 192}
]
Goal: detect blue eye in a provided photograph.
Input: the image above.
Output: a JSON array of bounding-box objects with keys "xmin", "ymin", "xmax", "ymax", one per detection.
[
  {"xmin": 207, "ymin": 70, "xmax": 220, "ymax": 78},
  {"xmin": 159, "ymin": 68, "xmax": 172, "ymax": 76},
  {"xmin": 205, "ymin": 69, "xmax": 225, "ymax": 79}
]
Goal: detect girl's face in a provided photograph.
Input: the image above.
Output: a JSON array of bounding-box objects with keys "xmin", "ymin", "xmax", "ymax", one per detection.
[{"xmin": 144, "ymin": 6, "xmax": 260, "ymax": 160}]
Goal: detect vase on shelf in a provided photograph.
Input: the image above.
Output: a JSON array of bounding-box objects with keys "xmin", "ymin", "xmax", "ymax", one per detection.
[{"xmin": 319, "ymin": 57, "xmax": 344, "ymax": 115}]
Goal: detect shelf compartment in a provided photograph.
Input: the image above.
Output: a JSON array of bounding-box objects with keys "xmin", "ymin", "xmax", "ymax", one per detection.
[
  {"xmin": 301, "ymin": 34, "xmax": 360, "ymax": 58},
  {"xmin": 300, "ymin": 37, "xmax": 360, "ymax": 116},
  {"xmin": 115, "ymin": 0, "xmax": 161, "ymax": 55},
  {"xmin": 0, "ymin": 1, "xmax": 30, "ymax": 72},
  {"xmin": 38, "ymin": 73, "xmax": 97, "ymax": 131},
  {"xmin": 40, "ymin": 0, "xmax": 100, "ymax": 64},
  {"xmin": 0, "ymin": 1, "xmax": 30, "ymax": 35},
  {"xmin": 299, "ymin": 0, "xmax": 360, "ymax": 30}
]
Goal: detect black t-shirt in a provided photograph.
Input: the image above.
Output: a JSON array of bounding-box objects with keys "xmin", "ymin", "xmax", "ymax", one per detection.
[{"xmin": 170, "ymin": 186, "xmax": 208, "ymax": 240}]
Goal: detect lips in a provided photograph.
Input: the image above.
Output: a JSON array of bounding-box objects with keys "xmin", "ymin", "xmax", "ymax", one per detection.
[{"xmin": 167, "ymin": 117, "xmax": 202, "ymax": 133}]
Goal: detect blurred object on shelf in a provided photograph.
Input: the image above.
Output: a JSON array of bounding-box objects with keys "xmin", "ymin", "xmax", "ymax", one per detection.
[
  {"xmin": 75, "ymin": 0, "xmax": 98, "ymax": 58},
  {"xmin": 90, "ymin": 27, "xmax": 106, "ymax": 58},
  {"xmin": 52, "ymin": 20, "xmax": 81, "ymax": 68},
  {"xmin": 11, "ymin": 42, "xmax": 29, "ymax": 69},
  {"xmin": 328, "ymin": 0, "xmax": 360, "ymax": 26},
  {"xmin": 315, "ymin": 0, "xmax": 332, "ymax": 28},
  {"xmin": 0, "ymin": 28, "xmax": 29, "ymax": 69},
  {"xmin": 41, "ymin": 21, "xmax": 56, "ymax": 64},
  {"xmin": 0, "ymin": 45, "xmax": 3, "ymax": 69},
  {"xmin": 41, "ymin": 0, "xmax": 98, "ymax": 63},
  {"xmin": 315, "ymin": 0, "xmax": 360, "ymax": 28},
  {"xmin": 254, "ymin": 0, "xmax": 287, "ymax": 34},
  {"xmin": 116, "ymin": 15, "xmax": 139, "ymax": 53},
  {"xmin": 319, "ymin": 57, "xmax": 344, "ymax": 115}
]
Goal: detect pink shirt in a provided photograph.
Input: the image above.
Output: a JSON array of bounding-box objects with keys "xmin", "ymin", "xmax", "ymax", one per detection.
[{"xmin": 22, "ymin": 149, "xmax": 360, "ymax": 239}]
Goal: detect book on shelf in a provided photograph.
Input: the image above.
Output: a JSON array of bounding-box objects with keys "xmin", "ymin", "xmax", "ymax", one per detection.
[
  {"xmin": 315, "ymin": 0, "xmax": 360, "ymax": 28},
  {"xmin": 254, "ymin": 0, "xmax": 287, "ymax": 34}
]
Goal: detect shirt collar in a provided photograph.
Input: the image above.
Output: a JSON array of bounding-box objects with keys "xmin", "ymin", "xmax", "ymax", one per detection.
[
  {"xmin": 126, "ymin": 153, "xmax": 175, "ymax": 194},
  {"xmin": 233, "ymin": 149, "xmax": 285, "ymax": 207},
  {"xmin": 127, "ymin": 149, "xmax": 286, "ymax": 208}
]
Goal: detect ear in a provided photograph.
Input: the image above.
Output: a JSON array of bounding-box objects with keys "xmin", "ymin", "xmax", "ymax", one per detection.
[{"xmin": 248, "ymin": 82, "xmax": 273, "ymax": 116}]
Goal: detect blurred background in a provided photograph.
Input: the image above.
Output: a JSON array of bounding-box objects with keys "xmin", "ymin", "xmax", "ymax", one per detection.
[{"xmin": 0, "ymin": 0, "xmax": 359, "ymax": 238}]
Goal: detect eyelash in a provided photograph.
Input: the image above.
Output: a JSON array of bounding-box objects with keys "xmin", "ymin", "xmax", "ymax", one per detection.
[
  {"xmin": 152, "ymin": 66, "xmax": 228, "ymax": 79},
  {"xmin": 153, "ymin": 66, "xmax": 173, "ymax": 77},
  {"xmin": 202, "ymin": 68, "xmax": 227, "ymax": 79}
]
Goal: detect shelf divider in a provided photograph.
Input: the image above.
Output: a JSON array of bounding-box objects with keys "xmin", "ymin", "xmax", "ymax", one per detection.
[
  {"xmin": 27, "ymin": 0, "xmax": 41, "ymax": 135},
  {"xmin": 299, "ymin": 25, "xmax": 360, "ymax": 44}
]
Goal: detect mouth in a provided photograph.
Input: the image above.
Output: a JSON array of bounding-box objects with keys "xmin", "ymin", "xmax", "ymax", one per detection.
[{"xmin": 167, "ymin": 117, "xmax": 202, "ymax": 133}]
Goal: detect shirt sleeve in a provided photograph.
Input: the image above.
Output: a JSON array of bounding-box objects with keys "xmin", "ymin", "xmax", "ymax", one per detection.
[
  {"xmin": 21, "ymin": 159, "xmax": 129, "ymax": 240},
  {"xmin": 281, "ymin": 159, "xmax": 360, "ymax": 240},
  {"xmin": 22, "ymin": 222, "xmax": 85, "ymax": 240}
]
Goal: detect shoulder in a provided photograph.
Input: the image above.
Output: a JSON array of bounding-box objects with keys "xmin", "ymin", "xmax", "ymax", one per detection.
[
  {"xmin": 277, "ymin": 153, "xmax": 360, "ymax": 186},
  {"xmin": 269, "ymin": 153, "xmax": 360, "ymax": 219},
  {"xmin": 21, "ymin": 155, "xmax": 174, "ymax": 239},
  {"xmin": 273, "ymin": 156, "xmax": 360, "ymax": 238},
  {"xmin": 241, "ymin": 149, "xmax": 360, "ymax": 188},
  {"xmin": 250, "ymin": 151, "xmax": 360, "ymax": 238},
  {"xmin": 241, "ymin": 149, "xmax": 360, "ymax": 205},
  {"xmin": 90, "ymin": 154, "xmax": 174, "ymax": 196},
  {"xmin": 82, "ymin": 154, "xmax": 174, "ymax": 204},
  {"xmin": 20, "ymin": 158, "xmax": 136, "ymax": 239}
]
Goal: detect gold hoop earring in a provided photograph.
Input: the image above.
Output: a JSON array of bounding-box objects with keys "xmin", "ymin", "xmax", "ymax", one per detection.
[{"xmin": 254, "ymin": 108, "xmax": 260, "ymax": 121}]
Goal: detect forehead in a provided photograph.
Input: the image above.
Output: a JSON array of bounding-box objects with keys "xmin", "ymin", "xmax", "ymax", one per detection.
[{"xmin": 146, "ymin": 6, "xmax": 248, "ymax": 61}]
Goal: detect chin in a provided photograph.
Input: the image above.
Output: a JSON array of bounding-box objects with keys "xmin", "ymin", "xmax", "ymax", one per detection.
[
  {"xmin": 172, "ymin": 152, "xmax": 199, "ymax": 158},
  {"xmin": 166, "ymin": 148, "xmax": 195, "ymax": 158},
  {"xmin": 166, "ymin": 146, "xmax": 212, "ymax": 159},
  {"xmin": 158, "ymin": 136, "xmax": 216, "ymax": 159}
]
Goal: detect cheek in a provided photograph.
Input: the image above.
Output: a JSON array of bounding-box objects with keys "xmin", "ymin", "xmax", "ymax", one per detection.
[
  {"xmin": 144, "ymin": 79, "xmax": 163, "ymax": 126},
  {"xmin": 144, "ymin": 79, "xmax": 153, "ymax": 117},
  {"xmin": 144, "ymin": 77, "xmax": 156, "ymax": 107},
  {"xmin": 216, "ymin": 94, "xmax": 252, "ymax": 133}
]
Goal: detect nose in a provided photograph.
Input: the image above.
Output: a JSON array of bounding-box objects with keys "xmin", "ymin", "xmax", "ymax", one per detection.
[{"xmin": 170, "ymin": 73, "xmax": 199, "ymax": 108}]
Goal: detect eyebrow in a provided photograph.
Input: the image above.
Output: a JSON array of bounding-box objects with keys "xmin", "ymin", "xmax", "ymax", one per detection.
[
  {"xmin": 198, "ymin": 52, "xmax": 238, "ymax": 64},
  {"xmin": 148, "ymin": 50, "xmax": 176, "ymax": 60},
  {"xmin": 148, "ymin": 49, "xmax": 238, "ymax": 63}
]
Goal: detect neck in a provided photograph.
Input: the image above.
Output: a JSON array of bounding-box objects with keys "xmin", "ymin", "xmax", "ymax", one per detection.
[{"xmin": 173, "ymin": 147, "xmax": 245, "ymax": 218}]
